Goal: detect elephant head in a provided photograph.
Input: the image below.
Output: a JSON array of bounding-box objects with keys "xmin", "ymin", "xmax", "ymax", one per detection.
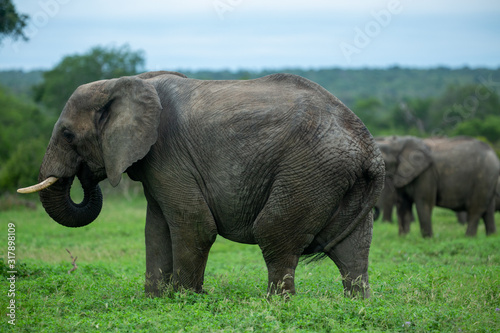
[
  {"xmin": 18, "ymin": 74, "xmax": 166, "ymax": 227},
  {"xmin": 376, "ymin": 136, "xmax": 433, "ymax": 188}
]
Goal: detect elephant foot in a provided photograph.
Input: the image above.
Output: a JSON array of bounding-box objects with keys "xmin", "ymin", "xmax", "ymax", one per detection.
[
  {"xmin": 266, "ymin": 273, "xmax": 296, "ymax": 298},
  {"xmin": 342, "ymin": 274, "xmax": 370, "ymax": 299},
  {"xmin": 420, "ymin": 230, "xmax": 433, "ymax": 238},
  {"xmin": 145, "ymin": 278, "xmax": 207, "ymax": 297},
  {"xmin": 465, "ymin": 221, "xmax": 479, "ymax": 237},
  {"xmin": 465, "ymin": 230, "xmax": 478, "ymax": 237},
  {"xmin": 398, "ymin": 221, "xmax": 411, "ymax": 235},
  {"xmin": 398, "ymin": 228, "xmax": 410, "ymax": 236},
  {"xmin": 145, "ymin": 271, "xmax": 176, "ymax": 297},
  {"xmin": 145, "ymin": 282, "xmax": 163, "ymax": 298}
]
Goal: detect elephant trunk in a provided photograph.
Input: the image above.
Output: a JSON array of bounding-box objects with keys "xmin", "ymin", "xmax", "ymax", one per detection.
[{"xmin": 38, "ymin": 163, "xmax": 103, "ymax": 228}]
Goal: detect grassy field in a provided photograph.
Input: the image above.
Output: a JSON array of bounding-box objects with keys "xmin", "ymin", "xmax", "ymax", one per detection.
[{"xmin": 1, "ymin": 194, "xmax": 499, "ymax": 332}]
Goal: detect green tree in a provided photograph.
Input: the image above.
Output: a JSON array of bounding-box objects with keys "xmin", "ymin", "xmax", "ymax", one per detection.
[
  {"xmin": 429, "ymin": 84, "xmax": 500, "ymax": 132},
  {"xmin": 389, "ymin": 97, "xmax": 433, "ymax": 134},
  {"xmin": 352, "ymin": 97, "xmax": 385, "ymax": 133},
  {"xmin": 33, "ymin": 44, "xmax": 146, "ymax": 112},
  {"xmin": 452, "ymin": 115, "xmax": 500, "ymax": 144},
  {"xmin": 0, "ymin": 0, "xmax": 29, "ymax": 44},
  {"xmin": 0, "ymin": 138, "xmax": 48, "ymax": 192},
  {"xmin": 0, "ymin": 86, "xmax": 51, "ymax": 162},
  {"xmin": 0, "ymin": 86, "xmax": 53, "ymax": 192}
]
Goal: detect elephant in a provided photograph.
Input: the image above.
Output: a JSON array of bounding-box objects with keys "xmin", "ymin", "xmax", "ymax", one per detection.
[
  {"xmin": 18, "ymin": 71, "xmax": 385, "ymax": 298},
  {"xmin": 457, "ymin": 175, "xmax": 500, "ymax": 224},
  {"xmin": 373, "ymin": 179, "xmax": 415, "ymax": 223},
  {"xmin": 373, "ymin": 179, "xmax": 396, "ymax": 222},
  {"xmin": 496, "ymin": 178, "xmax": 500, "ymax": 211},
  {"xmin": 373, "ymin": 138, "xmax": 412, "ymax": 224},
  {"xmin": 376, "ymin": 135, "xmax": 499, "ymax": 237}
]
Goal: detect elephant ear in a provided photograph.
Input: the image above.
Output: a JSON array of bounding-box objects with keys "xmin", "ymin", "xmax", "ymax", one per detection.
[
  {"xmin": 98, "ymin": 76, "xmax": 162, "ymax": 187},
  {"xmin": 394, "ymin": 138, "xmax": 433, "ymax": 187}
]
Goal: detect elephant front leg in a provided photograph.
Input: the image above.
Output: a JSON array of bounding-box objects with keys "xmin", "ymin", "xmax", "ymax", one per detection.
[
  {"xmin": 170, "ymin": 232, "xmax": 215, "ymax": 293},
  {"xmin": 396, "ymin": 197, "xmax": 413, "ymax": 235},
  {"xmin": 145, "ymin": 201, "xmax": 174, "ymax": 297},
  {"xmin": 415, "ymin": 200, "xmax": 433, "ymax": 238},
  {"xmin": 482, "ymin": 198, "xmax": 497, "ymax": 236}
]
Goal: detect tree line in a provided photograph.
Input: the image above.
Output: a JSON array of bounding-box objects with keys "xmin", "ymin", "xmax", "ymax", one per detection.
[{"xmin": 1, "ymin": 44, "xmax": 500, "ymax": 194}]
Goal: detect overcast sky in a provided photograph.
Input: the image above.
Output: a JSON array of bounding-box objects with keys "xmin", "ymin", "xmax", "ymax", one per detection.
[{"xmin": 1, "ymin": 0, "xmax": 500, "ymax": 71}]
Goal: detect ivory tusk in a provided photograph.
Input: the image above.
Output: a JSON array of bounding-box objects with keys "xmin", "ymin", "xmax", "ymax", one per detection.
[{"xmin": 17, "ymin": 177, "xmax": 59, "ymax": 194}]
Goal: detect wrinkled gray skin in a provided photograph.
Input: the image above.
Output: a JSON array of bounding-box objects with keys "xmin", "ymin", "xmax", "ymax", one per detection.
[
  {"xmin": 36, "ymin": 71, "xmax": 385, "ymax": 298},
  {"xmin": 377, "ymin": 136, "xmax": 499, "ymax": 237}
]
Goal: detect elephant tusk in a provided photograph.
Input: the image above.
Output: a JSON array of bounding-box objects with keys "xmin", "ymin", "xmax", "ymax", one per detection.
[{"xmin": 17, "ymin": 177, "xmax": 59, "ymax": 194}]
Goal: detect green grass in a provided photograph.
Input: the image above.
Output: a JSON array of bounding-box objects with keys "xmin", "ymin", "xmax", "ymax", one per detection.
[{"xmin": 1, "ymin": 195, "xmax": 499, "ymax": 332}]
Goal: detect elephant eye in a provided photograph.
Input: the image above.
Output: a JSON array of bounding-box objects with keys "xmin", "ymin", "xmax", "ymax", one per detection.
[{"xmin": 62, "ymin": 129, "xmax": 75, "ymax": 143}]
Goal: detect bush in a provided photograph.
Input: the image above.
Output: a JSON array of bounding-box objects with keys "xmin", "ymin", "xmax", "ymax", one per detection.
[
  {"xmin": 0, "ymin": 138, "xmax": 47, "ymax": 192},
  {"xmin": 452, "ymin": 115, "xmax": 500, "ymax": 145}
]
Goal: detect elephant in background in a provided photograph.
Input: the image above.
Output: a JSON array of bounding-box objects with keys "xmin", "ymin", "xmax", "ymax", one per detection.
[
  {"xmin": 457, "ymin": 176, "xmax": 500, "ymax": 224},
  {"xmin": 373, "ymin": 137, "xmax": 414, "ymax": 224},
  {"xmin": 496, "ymin": 178, "xmax": 500, "ymax": 211},
  {"xmin": 376, "ymin": 136, "xmax": 499, "ymax": 237},
  {"xmin": 373, "ymin": 178, "xmax": 397, "ymax": 222},
  {"xmin": 373, "ymin": 178, "xmax": 415, "ymax": 224},
  {"xmin": 18, "ymin": 71, "xmax": 385, "ymax": 298}
]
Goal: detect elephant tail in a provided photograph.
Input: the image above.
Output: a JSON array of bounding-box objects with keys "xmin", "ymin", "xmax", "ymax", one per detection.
[{"xmin": 322, "ymin": 157, "xmax": 385, "ymax": 253}]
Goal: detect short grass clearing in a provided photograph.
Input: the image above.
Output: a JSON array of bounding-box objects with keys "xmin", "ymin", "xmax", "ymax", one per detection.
[{"xmin": 1, "ymin": 194, "xmax": 499, "ymax": 332}]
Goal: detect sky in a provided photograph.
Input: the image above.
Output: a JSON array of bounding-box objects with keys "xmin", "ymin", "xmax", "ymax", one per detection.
[{"xmin": 1, "ymin": 0, "xmax": 500, "ymax": 71}]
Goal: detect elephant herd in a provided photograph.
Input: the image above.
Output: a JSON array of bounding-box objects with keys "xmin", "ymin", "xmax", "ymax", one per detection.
[
  {"xmin": 16, "ymin": 72, "xmax": 498, "ymax": 299},
  {"xmin": 374, "ymin": 135, "xmax": 500, "ymax": 238}
]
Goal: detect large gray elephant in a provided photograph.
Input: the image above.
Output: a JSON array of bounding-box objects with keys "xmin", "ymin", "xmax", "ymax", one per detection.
[
  {"xmin": 376, "ymin": 136, "xmax": 499, "ymax": 237},
  {"xmin": 18, "ymin": 71, "xmax": 385, "ymax": 298}
]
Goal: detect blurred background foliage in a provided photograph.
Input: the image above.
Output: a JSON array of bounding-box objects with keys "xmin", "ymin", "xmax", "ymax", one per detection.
[
  {"xmin": 0, "ymin": 0, "xmax": 29, "ymax": 45},
  {"xmin": 33, "ymin": 45, "xmax": 146, "ymax": 112},
  {"xmin": 1, "ymin": 44, "xmax": 500, "ymax": 198}
]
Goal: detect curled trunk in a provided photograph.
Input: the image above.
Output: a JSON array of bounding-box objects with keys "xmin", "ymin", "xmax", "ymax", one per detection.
[{"xmin": 39, "ymin": 164, "xmax": 103, "ymax": 228}]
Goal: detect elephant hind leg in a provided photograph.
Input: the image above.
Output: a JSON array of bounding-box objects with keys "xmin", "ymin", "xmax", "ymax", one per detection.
[
  {"xmin": 256, "ymin": 223, "xmax": 315, "ymax": 295},
  {"xmin": 465, "ymin": 204, "xmax": 490, "ymax": 236},
  {"xmin": 482, "ymin": 198, "xmax": 497, "ymax": 235},
  {"xmin": 465, "ymin": 215, "xmax": 481, "ymax": 236},
  {"xmin": 262, "ymin": 253, "xmax": 301, "ymax": 296},
  {"xmin": 325, "ymin": 213, "xmax": 372, "ymax": 298},
  {"xmin": 253, "ymin": 196, "xmax": 320, "ymax": 296}
]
